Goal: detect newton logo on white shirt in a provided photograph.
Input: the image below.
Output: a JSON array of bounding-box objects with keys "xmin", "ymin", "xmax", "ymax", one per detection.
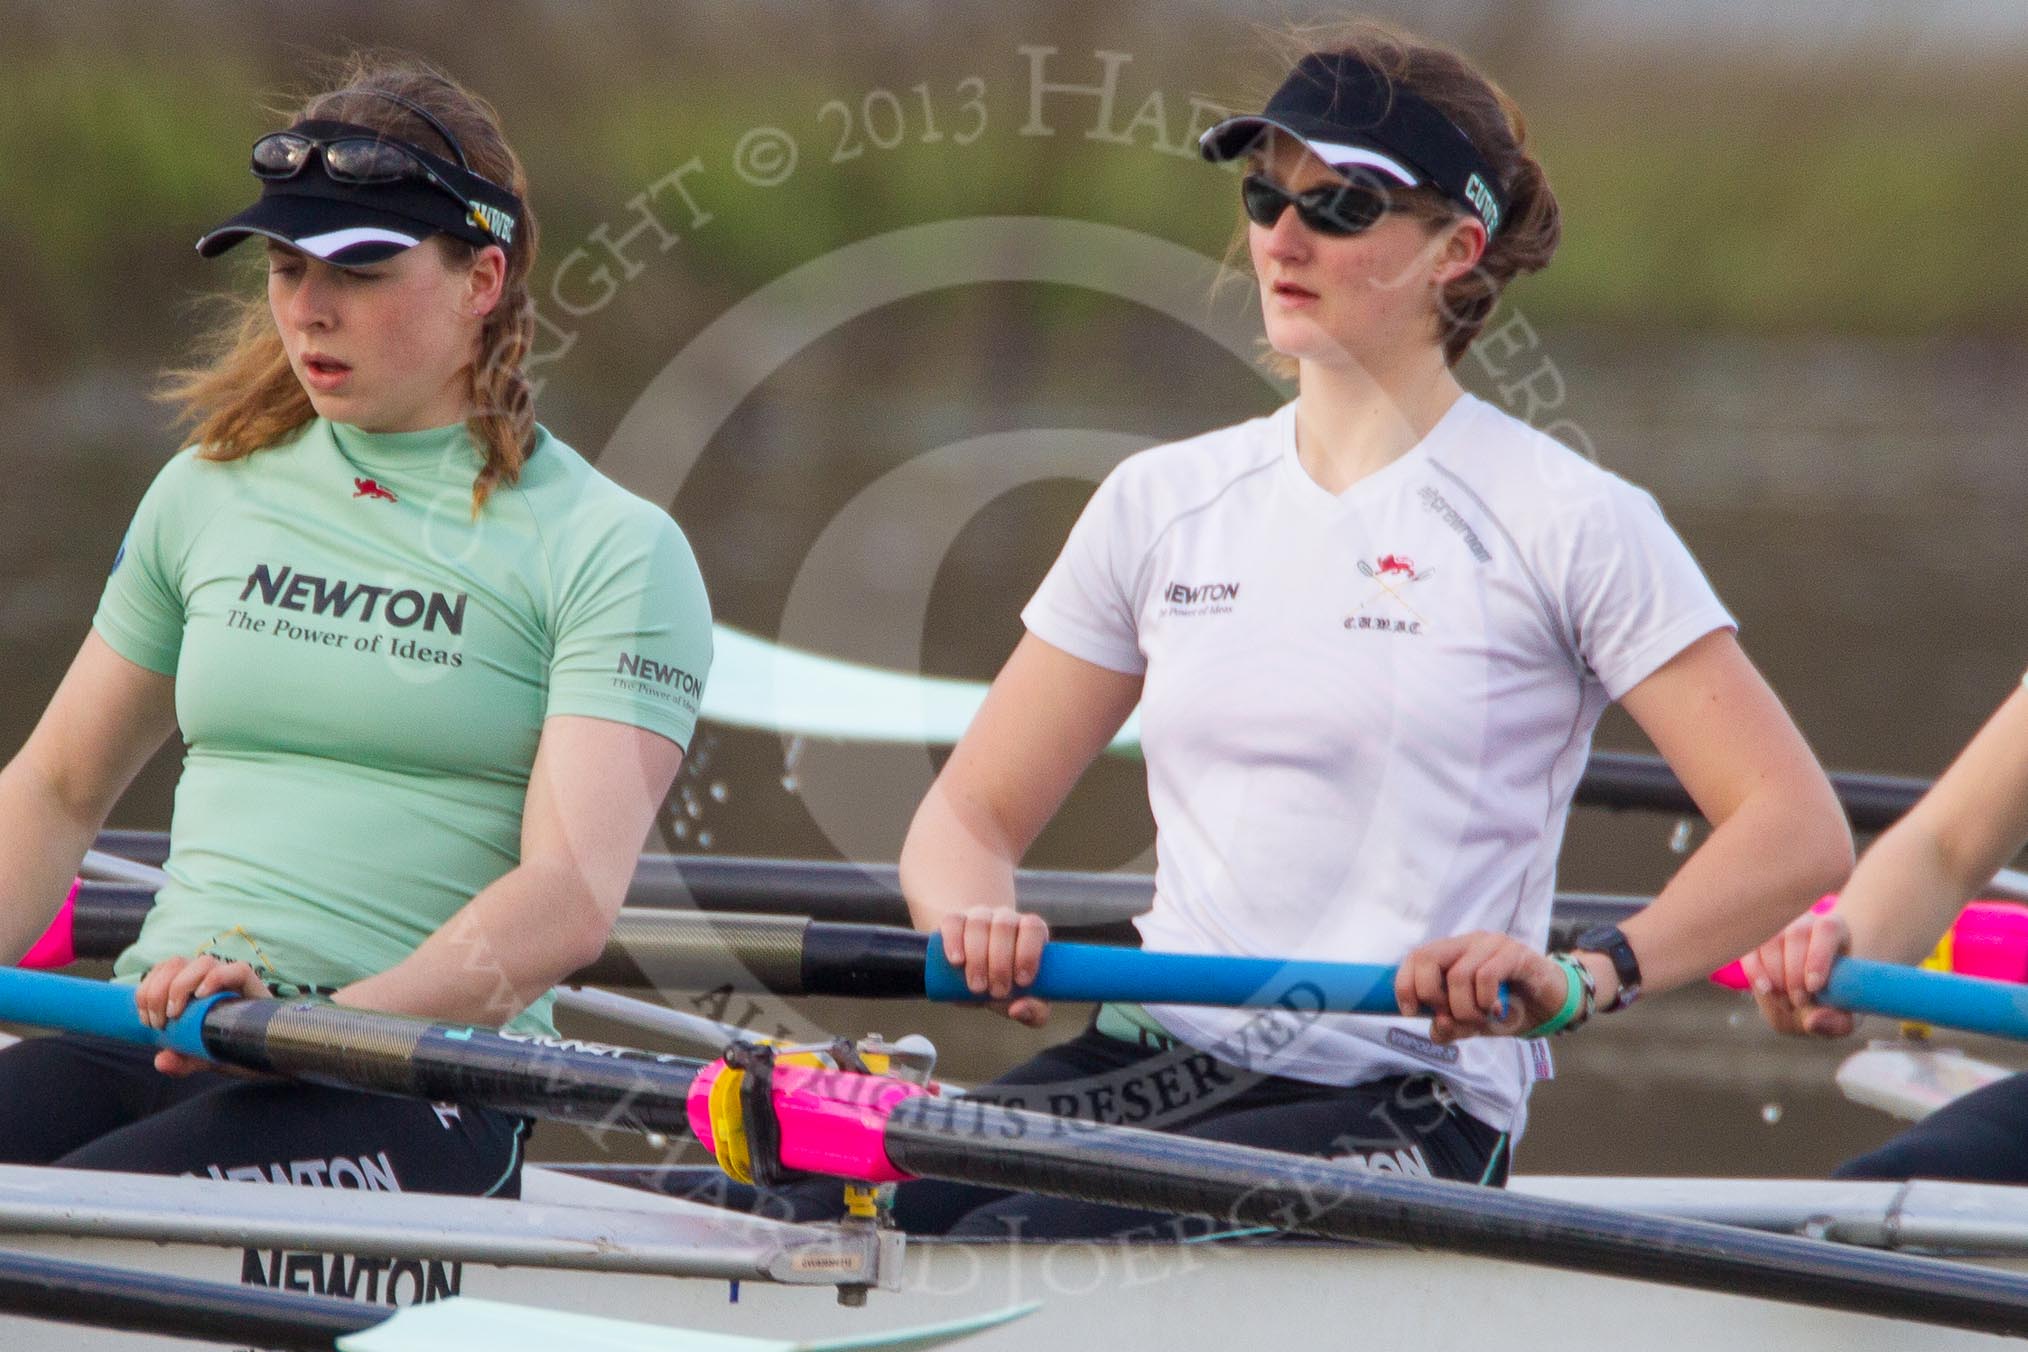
[{"xmin": 1161, "ymin": 579, "xmax": 1242, "ymax": 617}]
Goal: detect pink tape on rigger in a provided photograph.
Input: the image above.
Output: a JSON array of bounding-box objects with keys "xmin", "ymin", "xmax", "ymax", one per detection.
[{"xmin": 19, "ymin": 880, "xmax": 79, "ymax": 970}]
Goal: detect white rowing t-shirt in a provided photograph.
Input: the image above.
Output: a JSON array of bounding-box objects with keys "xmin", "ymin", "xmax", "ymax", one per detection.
[{"xmin": 1021, "ymin": 395, "xmax": 1734, "ymax": 1134}]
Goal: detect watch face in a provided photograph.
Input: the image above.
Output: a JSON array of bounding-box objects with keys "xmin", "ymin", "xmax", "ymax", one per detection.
[{"xmin": 1573, "ymin": 925, "xmax": 1642, "ymax": 1009}]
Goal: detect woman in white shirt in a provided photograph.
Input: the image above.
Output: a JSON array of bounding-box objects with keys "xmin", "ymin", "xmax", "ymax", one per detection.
[{"xmin": 895, "ymin": 24, "xmax": 1851, "ymax": 1237}]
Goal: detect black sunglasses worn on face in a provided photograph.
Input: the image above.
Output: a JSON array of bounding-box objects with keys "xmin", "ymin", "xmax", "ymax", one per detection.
[{"xmin": 1240, "ymin": 173, "xmax": 1396, "ymax": 237}]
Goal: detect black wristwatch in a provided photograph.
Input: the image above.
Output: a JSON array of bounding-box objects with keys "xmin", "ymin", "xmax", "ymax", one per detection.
[{"xmin": 1569, "ymin": 924, "xmax": 1643, "ymax": 1012}]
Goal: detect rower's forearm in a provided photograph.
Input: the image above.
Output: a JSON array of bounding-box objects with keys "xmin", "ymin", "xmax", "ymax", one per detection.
[
  {"xmin": 335, "ymin": 858, "xmax": 611, "ymax": 1025},
  {"xmin": 1835, "ymin": 822, "xmax": 1980, "ymax": 966},
  {"xmin": 1622, "ymin": 789, "xmax": 1853, "ymax": 994},
  {"xmin": 0, "ymin": 757, "xmax": 100, "ymax": 963},
  {"xmin": 899, "ymin": 781, "xmax": 1021, "ymax": 931}
]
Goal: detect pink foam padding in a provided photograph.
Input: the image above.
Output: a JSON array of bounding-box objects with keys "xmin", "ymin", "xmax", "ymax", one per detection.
[
  {"xmin": 685, "ymin": 1060, "xmax": 928, "ymax": 1184},
  {"xmin": 1709, "ymin": 894, "xmax": 1838, "ymax": 990},
  {"xmin": 18, "ymin": 881, "xmax": 79, "ymax": 970},
  {"xmin": 770, "ymin": 1064, "xmax": 927, "ymax": 1182},
  {"xmin": 1948, "ymin": 901, "xmax": 2028, "ymax": 983}
]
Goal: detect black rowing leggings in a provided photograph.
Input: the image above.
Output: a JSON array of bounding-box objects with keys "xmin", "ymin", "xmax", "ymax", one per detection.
[
  {"xmin": 0, "ymin": 1034, "xmax": 528, "ymax": 1197},
  {"xmin": 1836, "ymin": 1070, "xmax": 2028, "ymax": 1184},
  {"xmin": 752, "ymin": 1019, "xmax": 1508, "ymax": 1239}
]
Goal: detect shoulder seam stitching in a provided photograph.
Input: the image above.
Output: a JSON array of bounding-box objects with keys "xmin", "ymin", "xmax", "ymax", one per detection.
[
  {"xmin": 169, "ymin": 452, "xmax": 258, "ymax": 615},
  {"xmin": 1427, "ymin": 459, "xmax": 1578, "ymax": 666},
  {"xmin": 1125, "ymin": 450, "xmax": 1282, "ymax": 609}
]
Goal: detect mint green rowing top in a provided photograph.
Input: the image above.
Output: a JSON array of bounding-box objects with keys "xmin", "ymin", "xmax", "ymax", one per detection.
[{"xmin": 93, "ymin": 418, "xmax": 713, "ymax": 1037}]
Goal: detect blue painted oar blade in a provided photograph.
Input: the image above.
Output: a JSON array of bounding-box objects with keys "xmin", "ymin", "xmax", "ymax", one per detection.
[
  {"xmin": 1826, "ymin": 957, "xmax": 2028, "ymax": 1041},
  {"xmin": 0, "ymin": 967, "xmax": 221, "ymax": 1059},
  {"xmin": 924, "ymin": 940, "xmax": 1401, "ymax": 1014}
]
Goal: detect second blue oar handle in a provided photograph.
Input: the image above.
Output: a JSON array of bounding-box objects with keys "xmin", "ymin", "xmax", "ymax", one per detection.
[
  {"xmin": 0, "ymin": 967, "xmax": 229, "ymax": 1059},
  {"xmin": 1824, "ymin": 956, "xmax": 2028, "ymax": 1041},
  {"xmin": 925, "ymin": 939, "xmax": 1406, "ymax": 1015}
]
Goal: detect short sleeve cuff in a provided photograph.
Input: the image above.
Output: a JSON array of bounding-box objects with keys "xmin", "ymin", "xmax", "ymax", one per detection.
[
  {"xmin": 91, "ymin": 612, "xmax": 180, "ymax": 677},
  {"xmin": 1593, "ymin": 607, "xmax": 1736, "ymax": 702},
  {"xmin": 542, "ymin": 698, "xmax": 697, "ymax": 753},
  {"xmin": 1021, "ymin": 601, "xmax": 1145, "ymax": 675}
]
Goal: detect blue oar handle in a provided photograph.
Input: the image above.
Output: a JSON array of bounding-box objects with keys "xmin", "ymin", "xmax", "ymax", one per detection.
[
  {"xmin": 924, "ymin": 940, "xmax": 1509, "ymax": 1018},
  {"xmin": 1824, "ymin": 956, "xmax": 2028, "ymax": 1040},
  {"xmin": 0, "ymin": 967, "xmax": 230, "ymax": 1059}
]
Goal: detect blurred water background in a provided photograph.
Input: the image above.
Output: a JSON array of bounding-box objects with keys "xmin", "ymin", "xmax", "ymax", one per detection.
[{"xmin": 5, "ymin": 0, "xmax": 2028, "ymax": 1178}]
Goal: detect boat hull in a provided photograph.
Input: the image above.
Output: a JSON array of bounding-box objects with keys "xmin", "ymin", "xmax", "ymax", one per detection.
[
  {"xmin": 0, "ymin": 1167, "xmax": 2022, "ymax": 1350},
  {"xmin": 1, "ymin": 1230, "xmax": 2016, "ymax": 1351}
]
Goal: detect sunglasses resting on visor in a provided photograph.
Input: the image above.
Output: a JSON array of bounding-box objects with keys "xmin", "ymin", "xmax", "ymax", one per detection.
[
  {"xmin": 1240, "ymin": 172, "xmax": 1400, "ymax": 237},
  {"xmin": 251, "ymin": 132, "xmax": 511, "ymax": 245}
]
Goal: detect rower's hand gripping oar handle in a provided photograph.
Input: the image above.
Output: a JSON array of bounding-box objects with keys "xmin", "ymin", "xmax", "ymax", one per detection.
[{"xmin": 0, "ymin": 966, "xmax": 233, "ymax": 1060}]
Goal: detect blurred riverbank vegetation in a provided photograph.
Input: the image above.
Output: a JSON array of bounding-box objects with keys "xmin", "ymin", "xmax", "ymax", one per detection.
[{"xmin": 6, "ymin": 1, "xmax": 2028, "ymax": 399}]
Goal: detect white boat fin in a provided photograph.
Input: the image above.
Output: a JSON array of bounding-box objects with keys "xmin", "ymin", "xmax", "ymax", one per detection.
[
  {"xmin": 339, "ymin": 1296, "xmax": 1040, "ymax": 1352},
  {"xmin": 1834, "ymin": 1039, "xmax": 2014, "ymax": 1121},
  {"xmin": 1989, "ymin": 866, "xmax": 2028, "ymax": 902},
  {"xmin": 702, "ymin": 624, "xmax": 1141, "ymax": 752}
]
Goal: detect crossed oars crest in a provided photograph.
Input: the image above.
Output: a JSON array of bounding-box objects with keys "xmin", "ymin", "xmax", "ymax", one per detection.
[{"xmin": 1353, "ymin": 553, "xmax": 1433, "ymax": 627}]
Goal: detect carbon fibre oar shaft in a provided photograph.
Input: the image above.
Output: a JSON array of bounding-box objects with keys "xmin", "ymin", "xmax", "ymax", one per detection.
[
  {"xmin": 0, "ymin": 1246, "xmax": 376, "ymax": 1350},
  {"xmin": 200, "ymin": 999, "xmax": 707, "ymax": 1132},
  {"xmin": 878, "ymin": 1094, "xmax": 2028, "ymax": 1339},
  {"xmin": 0, "ymin": 967, "xmax": 708, "ymax": 1136},
  {"xmin": 80, "ymin": 841, "xmax": 1159, "ymax": 933}
]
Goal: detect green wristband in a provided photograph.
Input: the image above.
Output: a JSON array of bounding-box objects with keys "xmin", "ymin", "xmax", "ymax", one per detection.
[{"xmin": 1523, "ymin": 954, "xmax": 1593, "ymax": 1038}]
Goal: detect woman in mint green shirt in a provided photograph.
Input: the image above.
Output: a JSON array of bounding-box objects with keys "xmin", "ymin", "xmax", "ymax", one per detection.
[{"xmin": 0, "ymin": 56, "xmax": 712, "ymax": 1198}]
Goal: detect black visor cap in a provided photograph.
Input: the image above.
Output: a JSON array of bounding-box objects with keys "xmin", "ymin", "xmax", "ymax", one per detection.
[
  {"xmin": 1202, "ymin": 54, "xmax": 1507, "ymax": 237},
  {"xmin": 196, "ymin": 120, "xmax": 523, "ymax": 265}
]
